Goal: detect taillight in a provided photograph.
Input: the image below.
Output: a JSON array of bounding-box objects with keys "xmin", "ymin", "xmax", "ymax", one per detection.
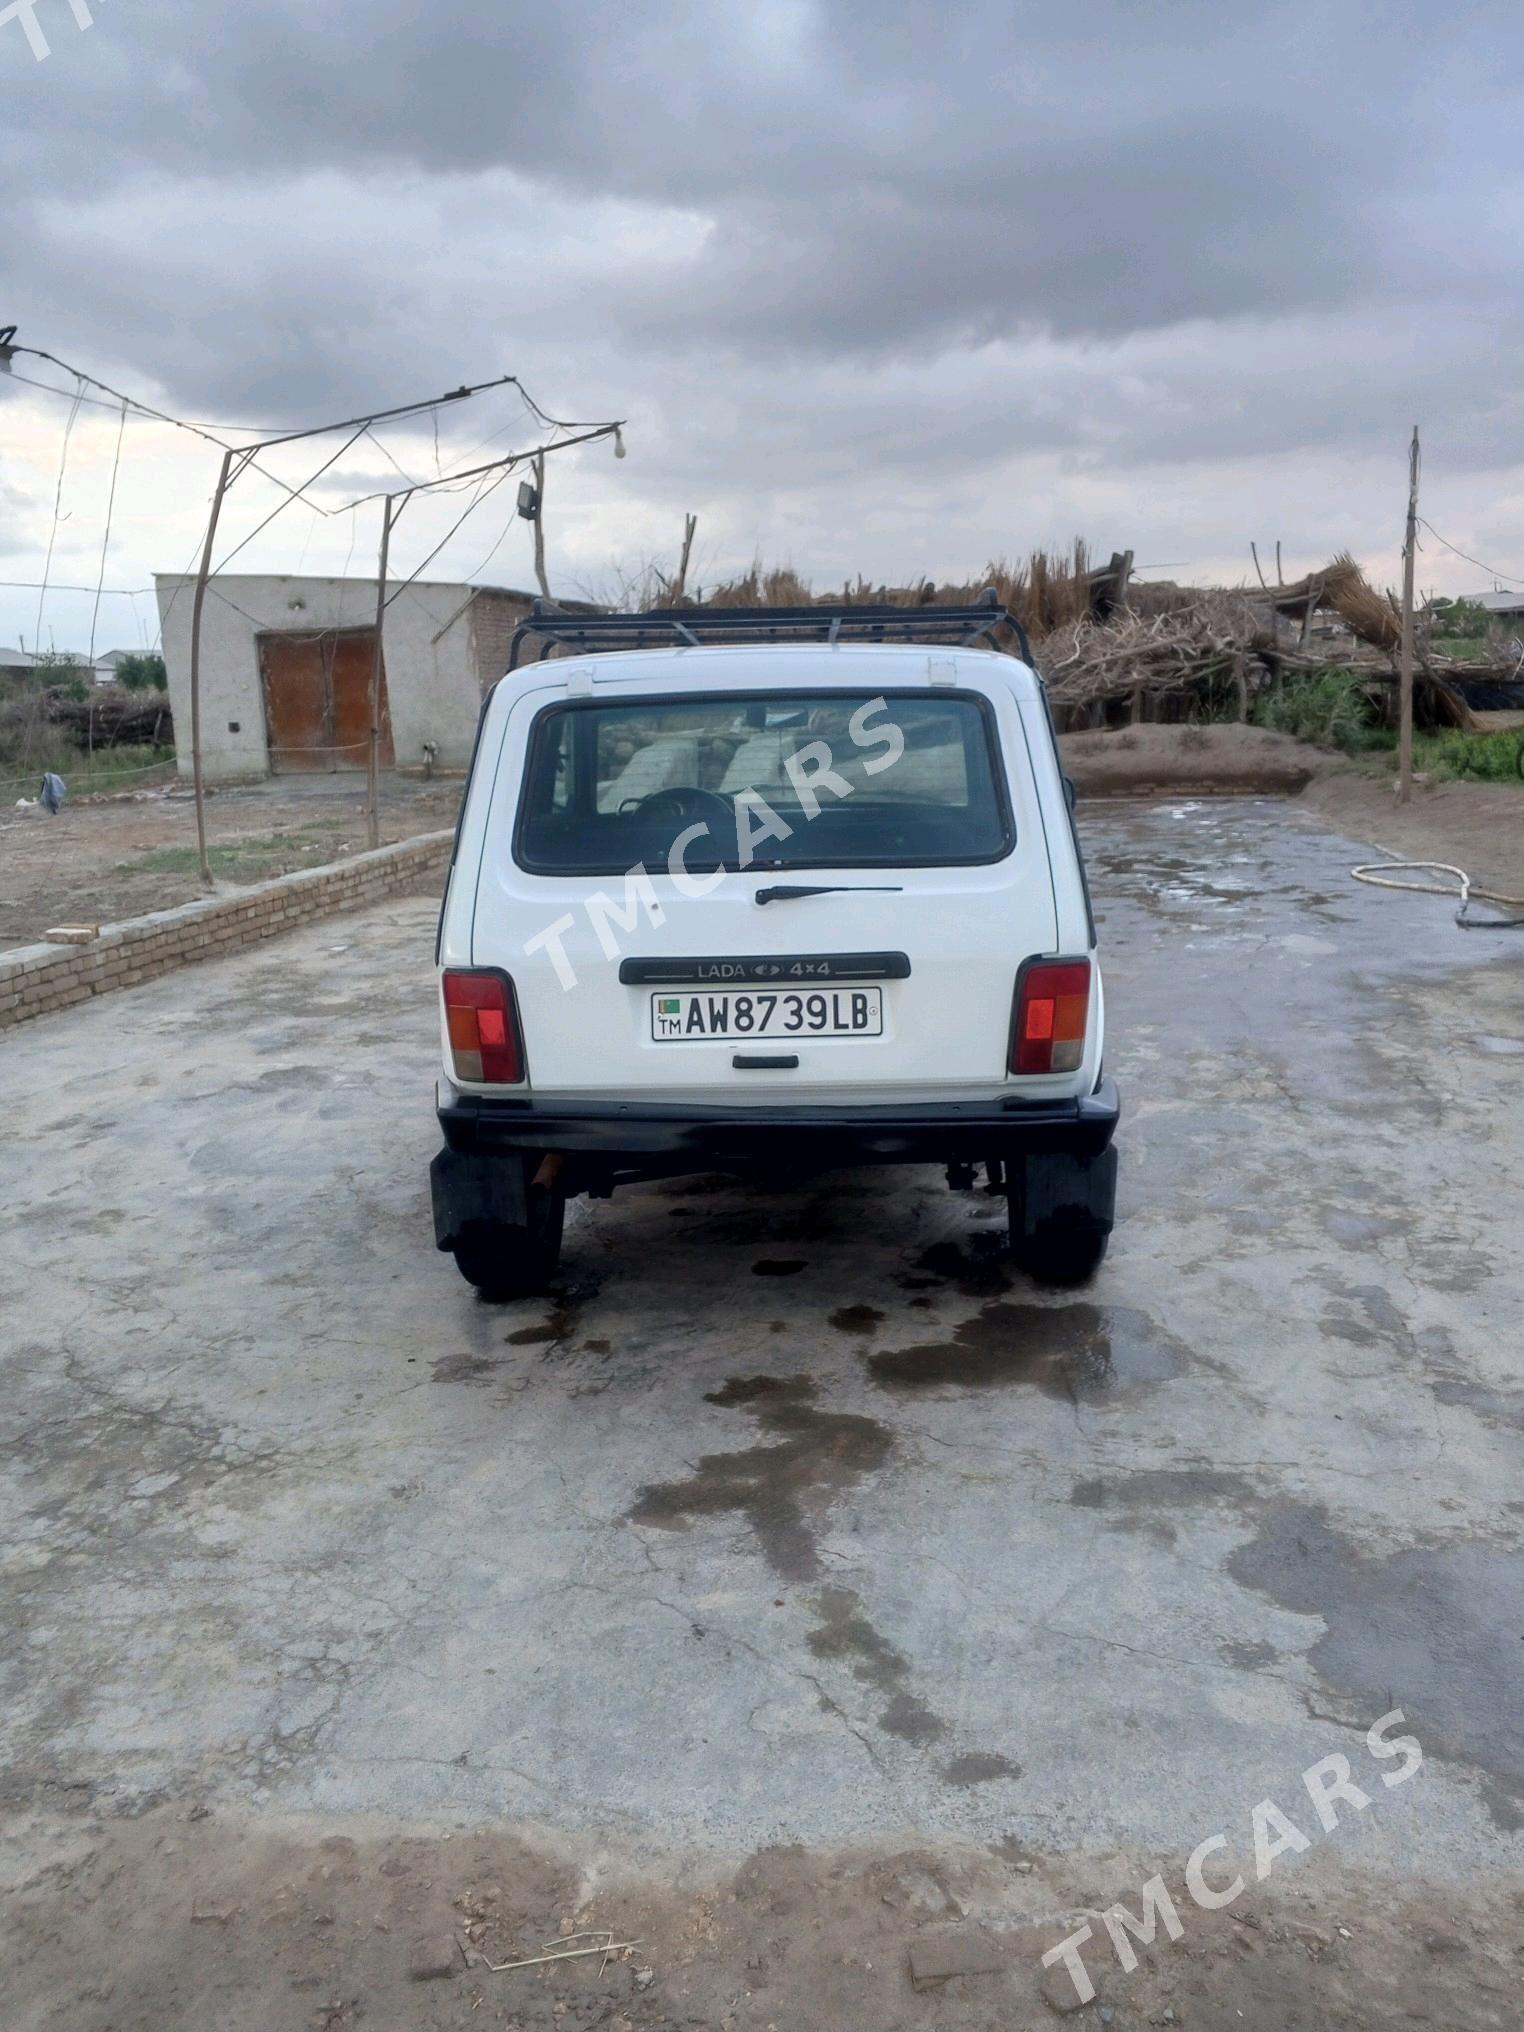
[
  {"xmin": 442, "ymin": 969, "xmax": 525, "ymax": 1084},
  {"xmin": 1012, "ymin": 958, "xmax": 1091, "ymax": 1075}
]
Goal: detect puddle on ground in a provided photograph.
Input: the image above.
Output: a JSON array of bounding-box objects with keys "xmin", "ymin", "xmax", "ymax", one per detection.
[
  {"xmin": 1219, "ymin": 1637, "xmax": 1279, "ymax": 1670},
  {"xmin": 431, "ymin": 1350, "xmax": 507, "ymax": 1385},
  {"xmin": 1069, "ymin": 1466, "xmax": 1255, "ymax": 1547},
  {"xmin": 627, "ymin": 1375, "xmax": 892, "ymax": 1582},
  {"xmin": 806, "ymin": 1584, "xmax": 946, "ymax": 1743},
  {"xmin": 830, "ymin": 1304, "xmax": 886, "ymax": 1336},
  {"xmin": 867, "ymin": 1300, "xmax": 1189, "ymax": 1402},
  {"xmin": 909, "ymin": 1238, "xmax": 1012, "ymax": 1298},
  {"xmin": 941, "ymin": 1751, "xmax": 1021, "ymax": 1786},
  {"xmin": 505, "ymin": 1308, "xmax": 575, "ymax": 1345},
  {"xmin": 752, "ymin": 1259, "xmax": 807, "ymax": 1277},
  {"xmin": 1227, "ymin": 1503, "xmax": 1524, "ymax": 1831},
  {"xmin": 1069, "ymin": 1466, "xmax": 1251, "ymax": 1509}
]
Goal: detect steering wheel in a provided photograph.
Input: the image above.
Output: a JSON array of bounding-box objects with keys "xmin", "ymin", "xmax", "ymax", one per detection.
[{"xmin": 624, "ymin": 786, "xmax": 736, "ymax": 827}]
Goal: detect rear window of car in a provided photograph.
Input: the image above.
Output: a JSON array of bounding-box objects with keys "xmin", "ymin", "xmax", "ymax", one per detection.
[{"xmin": 513, "ymin": 690, "xmax": 1013, "ymax": 874}]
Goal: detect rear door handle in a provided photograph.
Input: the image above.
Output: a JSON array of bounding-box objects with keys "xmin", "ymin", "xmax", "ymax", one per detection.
[{"xmin": 733, "ymin": 1053, "xmax": 799, "ymax": 1070}]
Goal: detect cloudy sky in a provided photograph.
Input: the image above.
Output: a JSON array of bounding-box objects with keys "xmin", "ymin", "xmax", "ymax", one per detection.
[{"xmin": 3, "ymin": 0, "xmax": 1523, "ymax": 657}]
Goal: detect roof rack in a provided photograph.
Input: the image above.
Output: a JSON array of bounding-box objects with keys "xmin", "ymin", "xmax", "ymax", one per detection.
[{"xmin": 505, "ymin": 587, "xmax": 1033, "ymax": 670}]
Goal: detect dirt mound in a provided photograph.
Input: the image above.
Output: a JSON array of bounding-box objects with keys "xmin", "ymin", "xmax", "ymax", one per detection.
[
  {"xmin": 1303, "ymin": 769, "xmax": 1524, "ymax": 904},
  {"xmin": 1061, "ymin": 723, "xmax": 1324, "ymax": 797}
]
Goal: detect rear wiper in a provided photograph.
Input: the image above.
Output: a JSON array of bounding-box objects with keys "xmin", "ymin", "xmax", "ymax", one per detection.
[{"xmin": 754, "ymin": 883, "xmax": 904, "ymax": 905}]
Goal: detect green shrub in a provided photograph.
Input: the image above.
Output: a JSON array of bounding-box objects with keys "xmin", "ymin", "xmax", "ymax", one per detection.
[
  {"xmin": 1253, "ymin": 666, "xmax": 1369, "ymax": 750},
  {"xmin": 115, "ymin": 652, "xmax": 168, "ymax": 691},
  {"xmin": 1413, "ymin": 729, "xmax": 1523, "ymax": 783}
]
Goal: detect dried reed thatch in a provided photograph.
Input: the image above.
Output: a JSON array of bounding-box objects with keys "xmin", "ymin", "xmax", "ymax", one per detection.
[
  {"xmin": 1263, "ymin": 551, "xmax": 1402, "ymax": 654},
  {"xmin": 694, "ymin": 545, "xmax": 1422, "ymax": 718},
  {"xmin": 702, "ymin": 542, "xmax": 1105, "ymax": 643}
]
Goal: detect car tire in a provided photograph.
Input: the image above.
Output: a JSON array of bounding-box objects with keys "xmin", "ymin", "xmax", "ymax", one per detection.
[
  {"xmin": 450, "ymin": 1188, "xmax": 565, "ymax": 1301},
  {"xmin": 1010, "ymin": 1218, "xmax": 1110, "ymax": 1286},
  {"xmin": 1007, "ymin": 1146, "xmax": 1116, "ymax": 1287}
]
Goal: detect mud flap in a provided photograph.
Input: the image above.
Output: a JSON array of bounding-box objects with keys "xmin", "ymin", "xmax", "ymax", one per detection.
[
  {"xmin": 430, "ymin": 1146, "xmax": 528, "ymax": 1251},
  {"xmin": 1012, "ymin": 1145, "xmax": 1118, "ymax": 1242}
]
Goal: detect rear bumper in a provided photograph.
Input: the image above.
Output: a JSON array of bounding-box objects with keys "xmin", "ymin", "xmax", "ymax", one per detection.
[{"xmin": 436, "ymin": 1078, "xmax": 1120, "ymax": 1169}]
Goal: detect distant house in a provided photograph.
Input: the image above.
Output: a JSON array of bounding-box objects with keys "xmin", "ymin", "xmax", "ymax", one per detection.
[
  {"xmin": 153, "ymin": 573, "xmax": 596, "ymax": 782},
  {"xmin": 0, "ymin": 646, "xmax": 94, "ymax": 683},
  {"xmin": 92, "ymin": 649, "xmax": 137, "ymax": 686},
  {"xmin": 1467, "ymin": 590, "xmax": 1524, "ymax": 622}
]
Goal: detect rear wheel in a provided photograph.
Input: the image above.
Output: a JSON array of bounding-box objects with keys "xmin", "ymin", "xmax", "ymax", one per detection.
[
  {"xmin": 1007, "ymin": 1146, "xmax": 1117, "ymax": 1287},
  {"xmin": 451, "ymin": 1186, "xmax": 565, "ymax": 1301}
]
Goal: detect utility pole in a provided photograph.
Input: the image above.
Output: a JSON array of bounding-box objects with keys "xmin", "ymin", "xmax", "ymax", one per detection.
[
  {"xmin": 531, "ymin": 452, "xmax": 549, "ymax": 598},
  {"xmin": 189, "ymin": 446, "xmax": 239, "ymax": 887},
  {"xmin": 1398, "ymin": 425, "xmax": 1420, "ymax": 806},
  {"xmin": 366, "ymin": 494, "xmax": 394, "ymax": 852}
]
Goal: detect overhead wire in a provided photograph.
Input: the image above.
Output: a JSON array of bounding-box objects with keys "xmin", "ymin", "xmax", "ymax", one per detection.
[
  {"xmin": 33, "ymin": 375, "xmax": 84, "ymax": 652},
  {"xmin": 88, "ymin": 397, "xmax": 129, "ymax": 663},
  {"xmin": 364, "ymin": 426, "xmax": 420, "ymax": 492},
  {"xmin": 209, "ymin": 426, "xmax": 367, "ymax": 576},
  {"xmin": 0, "ymin": 578, "xmax": 153, "ymax": 594},
  {"xmin": 1415, "ymin": 519, "xmax": 1524, "ymax": 589},
  {"xmin": 383, "ymin": 466, "xmax": 517, "ymax": 607}
]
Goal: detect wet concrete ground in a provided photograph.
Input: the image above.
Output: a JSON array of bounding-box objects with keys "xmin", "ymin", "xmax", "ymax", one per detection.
[{"xmin": 2, "ymin": 798, "xmax": 1522, "ymax": 2024}]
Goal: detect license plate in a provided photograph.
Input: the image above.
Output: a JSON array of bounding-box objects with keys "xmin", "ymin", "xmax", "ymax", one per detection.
[{"xmin": 650, "ymin": 986, "xmax": 883, "ymax": 1042}]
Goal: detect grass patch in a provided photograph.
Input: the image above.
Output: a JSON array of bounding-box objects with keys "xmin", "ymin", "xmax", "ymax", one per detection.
[
  {"xmin": 1, "ymin": 742, "xmax": 177, "ymax": 799},
  {"xmin": 1251, "ymin": 666, "xmax": 1522, "ymax": 783},
  {"xmin": 1412, "ymin": 729, "xmax": 1524, "ymax": 783},
  {"xmin": 1252, "ymin": 667, "xmax": 1369, "ymax": 749},
  {"xmin": 118, "ymin": 825, "xmax": 347, "ymax": 883},
  {"xmin": 1342, "ymin": 725, "xmax": 1522, "ymax": 782}
]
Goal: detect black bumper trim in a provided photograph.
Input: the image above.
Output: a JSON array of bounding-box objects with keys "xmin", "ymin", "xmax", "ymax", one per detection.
[{"xmin": 438, "ymin": 1079, "xmax": 1119, "ymax": 1166}]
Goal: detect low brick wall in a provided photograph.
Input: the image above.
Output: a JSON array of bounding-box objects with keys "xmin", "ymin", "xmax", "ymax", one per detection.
[{"xmin": 0, "ymin": 830, "xmax": 453, "ymax": 1032}]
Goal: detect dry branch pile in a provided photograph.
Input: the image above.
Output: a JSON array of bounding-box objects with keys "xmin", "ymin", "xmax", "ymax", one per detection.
[
  {"xmin": 45, "ymin": 686, "xmax": 173, "ymax": 747},
  {"xmin": 1040, "ymin": 591, "xmax": 1267, "ymax": 708},
  {"xmin": 694, "ymin": 544, "xmax": 1522, "ymax": 725}
]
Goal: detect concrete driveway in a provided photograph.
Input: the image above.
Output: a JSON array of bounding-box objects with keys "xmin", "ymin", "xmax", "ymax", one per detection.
[{"xmin": 3, "ymin": 799, "xmax": 1522, "ymax": 2030}]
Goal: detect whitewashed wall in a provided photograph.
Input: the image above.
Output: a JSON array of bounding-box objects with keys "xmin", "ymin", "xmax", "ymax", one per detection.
[{"xmin": 154, "ymin": 574, "xmax": 488, "ymax": 781}]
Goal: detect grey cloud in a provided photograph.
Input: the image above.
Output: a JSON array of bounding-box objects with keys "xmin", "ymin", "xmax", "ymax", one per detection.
[{"xmin": 1, "ymin": 0, "xmax": 1522, "ymax": 625}]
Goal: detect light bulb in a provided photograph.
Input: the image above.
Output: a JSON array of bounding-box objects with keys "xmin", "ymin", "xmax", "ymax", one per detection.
[{"xmin": 613, "ymin": 426, "xmax": 626, "ymax": 460}]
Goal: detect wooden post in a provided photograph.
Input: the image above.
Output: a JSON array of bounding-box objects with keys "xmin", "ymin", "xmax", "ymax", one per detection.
[
  {"xmin": 366, "ymin": 494, "xmax": 392, "ymax": 852},
  {"xmin": 189, "ymin": 445, "xmax": 236, "ymax": 890},
  {"xmin": 1398, "ymin": 426, "xmax": 1419, "ymax": 805},
  {"xmin": 1300, "ymin": 575, "xmax": 1322, "ymax": 647},
  {"xmin": 531, "ymin": 452, "xmax": 549, "ymax": 598},
  {"xmin": 671, "ymin": 512, "xmax": 697, "ymax": 604}
]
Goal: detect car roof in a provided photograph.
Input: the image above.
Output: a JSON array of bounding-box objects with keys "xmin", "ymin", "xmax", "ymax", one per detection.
[{"xmin": 499, "ymin": 641, "xmax": 1044, "ymax": 701}]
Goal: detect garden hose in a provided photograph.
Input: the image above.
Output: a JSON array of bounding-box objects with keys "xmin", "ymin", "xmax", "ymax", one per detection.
[{"xmin": 1350, "ymin": 858, "xmax": 1524, "ymax": 929}]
